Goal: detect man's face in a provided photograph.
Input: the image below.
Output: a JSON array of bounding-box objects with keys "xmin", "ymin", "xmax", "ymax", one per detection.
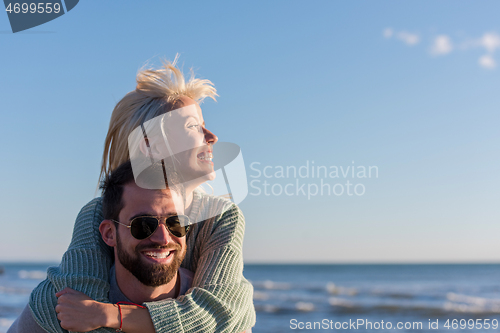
[{"xmin": 115, "ymin": 182, "xmax": 186, "ymax": 287}]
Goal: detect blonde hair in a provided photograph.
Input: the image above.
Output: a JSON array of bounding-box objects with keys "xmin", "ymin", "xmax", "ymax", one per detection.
[{"xmin": 100, "ymin": 57, "xmax": 218, "ymax": 183}]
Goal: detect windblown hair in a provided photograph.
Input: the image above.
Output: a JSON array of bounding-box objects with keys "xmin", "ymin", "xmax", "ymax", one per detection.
[{"xmin": 100, "ymin": 56, "xmax": 218, "ymax": 183}]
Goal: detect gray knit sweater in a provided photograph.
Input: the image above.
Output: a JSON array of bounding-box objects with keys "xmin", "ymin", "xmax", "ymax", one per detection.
[{"xmin": 28, "ymin": 190, "xmax": 256, "ymax": 333}]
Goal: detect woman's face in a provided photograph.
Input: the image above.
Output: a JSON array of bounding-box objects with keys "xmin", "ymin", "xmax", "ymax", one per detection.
[{"xmin": 162, "ymin": 96, "xmax": 218, "ymax": 185}]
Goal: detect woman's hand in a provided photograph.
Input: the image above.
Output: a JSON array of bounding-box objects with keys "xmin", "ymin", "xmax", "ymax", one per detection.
[{"xmin": 55, "ymin": 287, "xmax": 115, "ymax": 332}]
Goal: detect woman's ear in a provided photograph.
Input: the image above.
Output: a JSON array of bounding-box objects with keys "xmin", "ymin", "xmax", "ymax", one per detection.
[
  {"xmin": 139, "ymin": 135, "xmax": 171, "ymax": 160},
  {"xmin": 99, "ymin": 220, "xmax": 117, "ymax": 247},
  {"xmin": 138, "ymin": 136, "xmax": 152, "ymax": 156}
]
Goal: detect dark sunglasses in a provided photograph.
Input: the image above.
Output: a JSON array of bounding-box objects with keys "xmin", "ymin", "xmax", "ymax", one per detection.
[{"xmin": 112, "ymin": 215, "xmax": 190, "ymax": 239}]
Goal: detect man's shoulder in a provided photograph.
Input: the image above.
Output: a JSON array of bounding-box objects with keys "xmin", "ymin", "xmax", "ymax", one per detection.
[
  {"xmin": 7, "ymin": 304, "xmax": 47, "ymax": 333},
  {"xmin": 178, "ymin": 267, "xmax": 194, "ymax": 296}
]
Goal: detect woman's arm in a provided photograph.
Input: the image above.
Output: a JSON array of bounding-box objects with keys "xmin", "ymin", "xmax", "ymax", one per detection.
[{"xmin": 55, "ymin": 288, "xmax": 154, "ymax": 333}]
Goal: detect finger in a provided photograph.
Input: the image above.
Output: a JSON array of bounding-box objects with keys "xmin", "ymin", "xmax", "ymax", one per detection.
[
  {"xmin": 56, "ymin": 287, "xmax": 76, "ymax": 297},
  {"xmin": 56, "ymin": 288, "xmax": 69, "ymax": 297}
]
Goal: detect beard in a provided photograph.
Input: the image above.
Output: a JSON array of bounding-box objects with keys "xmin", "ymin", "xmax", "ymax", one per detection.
[{"xmin": 116, "ymin": 229, "xmax": 185, "ymax": 287}]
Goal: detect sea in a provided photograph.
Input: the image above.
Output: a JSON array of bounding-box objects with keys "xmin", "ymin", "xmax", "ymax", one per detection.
[{"xmin": 1, "ymin": 263, "xmax": 500, "ymax": 332}]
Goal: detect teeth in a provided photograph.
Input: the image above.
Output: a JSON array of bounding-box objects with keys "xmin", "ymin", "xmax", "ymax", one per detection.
[
  {"xmin": 144, "ymin": 251, "xmax": 171, "ymax": 259},
  {"xmin": 199, "ymin": 152, "xmax": 213, "ymax": 161}
]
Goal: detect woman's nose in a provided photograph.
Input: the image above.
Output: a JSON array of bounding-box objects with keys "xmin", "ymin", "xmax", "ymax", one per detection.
[{"xmin": 203, "ymin": 127, "xmax": 218, "ymax": 145}]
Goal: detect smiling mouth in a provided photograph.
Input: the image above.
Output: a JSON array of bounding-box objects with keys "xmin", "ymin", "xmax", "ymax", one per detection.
[
  {"xmin": 197, "ymin": 151, "xmax": 213, "ymax": 163},
  {"xmin": 144, "ymin": 251, "xmax": 172, "ymax": 259},
  {"xmin": 140, "ymin": 249, "xmax": 177, "ymax": 264}
]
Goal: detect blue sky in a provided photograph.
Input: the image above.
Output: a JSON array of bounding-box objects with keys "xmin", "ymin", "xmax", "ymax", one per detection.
[{"xmin": 1, "ymin": 1, "xmax": 499, "ymax": 263}]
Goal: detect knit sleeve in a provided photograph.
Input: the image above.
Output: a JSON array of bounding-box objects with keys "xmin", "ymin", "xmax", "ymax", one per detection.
[
  {"xmin": 144, "ymin": 204, "xmax": 256, "ymax": 333},
  {"xmin": 29, "ymin": 198, "xmax": 116, "ymax": 333}
]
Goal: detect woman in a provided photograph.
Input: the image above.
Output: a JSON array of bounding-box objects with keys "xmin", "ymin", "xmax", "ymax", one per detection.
[{"xmin": 28, "ymin": 59, "xmax": 255, "ymax": 333}]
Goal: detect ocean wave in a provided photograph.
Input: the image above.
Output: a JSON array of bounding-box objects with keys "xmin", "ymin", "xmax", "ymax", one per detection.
[
  {"xmin": 252, "ymin": 280, "xmax": 419, "ymax": 300},
  {"xmin": 327, "ymin": 299, "xmax": 448, "ymax": 316},
  {"xmin": 253, "ymin": 291, "xmax": 269, "ymax": 300},
  {"xmin": 327, "ymin": 297, "xmax": 500, "ymax": 316},
  {"xmin": 444, "ymin": 302, "xmax": 500, "ymax": 314},
  {"xmin": 0, "ymin": 286, "xmax": 33, "ymax": 295},
  {"xmin": 18, "ymin": 270, "xmax": 46, "ymax": 280},
  {"xmin": 255, "ymin": 304, "xmax": 283, "ymax": 313},
  {"xmin": 326, "ymin": 283, "xmax": 357, "ymax": 296},
  {"xmin": 447, "ymin": 292, "xmax": 500, "ymax": 306},
  {"xmin": 370, "ymin": 288, "xmax": 416, "ymax": 299},
  {"xmin": 255, "ymin": 301, "xmax": 316, "ymax": 314},
  {"xmin": 252, "ymin": 280, "xmax": 359, "ymax": 295},
  {"xmin": 295, "ymin": 302, "xmax": 315, "ymax": 312},
  {"xmin": 254, "ymin": 296, "xmax": 500, "ymax": 317},
  {"xmin": 328, "ymin": 297, "xmax": 355, "ymax": 308},
  {"xmin": 252, "ymin": 280, "xmax": 291, "ymax": 290}
]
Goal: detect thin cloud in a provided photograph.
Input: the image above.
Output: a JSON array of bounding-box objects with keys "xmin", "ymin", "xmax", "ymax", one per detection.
[
  {"xmin": 479, "ymin": 33, "xmax": 500, "ymax": 53},
  {"xmin": 479, "ymin": 54, "xmax": 496, "ymax": 69},
  {"xmin": 383, "ymin": 28, "xmax": 393, "ymax": 39},
  {"xmin": 461, "ymin": 33, "xmax": 500, "ymax": 52},
  {"xmin": 430, "ymin": 35, "xmax": 453, "ymax": 56},
  {"xmin": 384, "ymin": 28, "xmax": 498, "ymax": 70},
  {"xmin": 396, "ymin": 31, "xmax": 420, "ymax": 46},
  {"xmin": 470, "ymin": 33, "xmax": 500, "ymax": 70},
  {"xmin": 383, "ymin": 28, "xmax": 419, "ymax": 46}
]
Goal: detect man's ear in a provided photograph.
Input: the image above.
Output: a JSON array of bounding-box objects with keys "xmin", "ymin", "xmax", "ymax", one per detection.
[{"xmin": 99, "ymin": 220, "xmax": 117, "ymax": 247}]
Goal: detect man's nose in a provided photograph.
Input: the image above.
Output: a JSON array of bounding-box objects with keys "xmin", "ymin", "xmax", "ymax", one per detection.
[
  {"xmin": 203, "ymin": 127, "xmax": 218, "ymax": 145},
  {"xmin": 149, "ymin": 223, "xmax": 174, "ymax": 244}
]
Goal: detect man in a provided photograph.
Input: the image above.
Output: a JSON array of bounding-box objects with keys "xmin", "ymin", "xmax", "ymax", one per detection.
[{"xmin": 8, "ymin": 161, "xmax": 193, "ymax": 332}]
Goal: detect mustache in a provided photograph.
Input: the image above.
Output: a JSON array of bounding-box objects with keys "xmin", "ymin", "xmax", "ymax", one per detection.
[{"xmin": 136, "ymin": 243, "xmax": 181, "ymax": 252}]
